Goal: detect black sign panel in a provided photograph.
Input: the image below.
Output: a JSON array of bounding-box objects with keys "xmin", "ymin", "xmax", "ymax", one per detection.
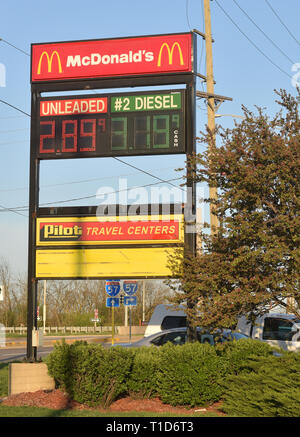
[{"xmin": 36, "ymin": 89, "xmax": 185, "ymax": 159}]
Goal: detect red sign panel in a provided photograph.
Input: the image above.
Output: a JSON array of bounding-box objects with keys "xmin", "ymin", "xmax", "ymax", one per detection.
[
  {"xmin": 37, "ymin": 220, "xmax": 180, "ymax": 244},
  {"xmin": 31, "ymin": 33, "xmax": 193, "ymax": 82},
  {"xmin": 40, "ymin": 97, "xmax": 108, "ymax": 116}
]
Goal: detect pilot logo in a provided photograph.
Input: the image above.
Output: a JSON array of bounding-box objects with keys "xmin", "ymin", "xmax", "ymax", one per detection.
[
  {"xmin": 40, "ymin": 224, "xmax": 82, "ymax": 241},
  {"xmin": 157, "ymin": 42, "xmax": 184, "ymax": 67},
  {"xmin": 37, "ymin": 51, "xmax": 62, "ymax": 75}
]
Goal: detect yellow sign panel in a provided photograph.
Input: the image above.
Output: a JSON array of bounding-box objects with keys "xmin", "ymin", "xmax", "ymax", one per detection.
[
  {"xmin": 36, "ymin": 214, "xmax": 184, "ymax": 246},
  {"xmin": 36, "ymin": 247, "xmax": 182, "ymax": 279}
]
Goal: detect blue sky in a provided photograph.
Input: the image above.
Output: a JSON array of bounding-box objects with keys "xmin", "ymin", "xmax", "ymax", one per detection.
[{"xmin": 0, "ymin": 0, "xmax": 299, "ymax": 274}]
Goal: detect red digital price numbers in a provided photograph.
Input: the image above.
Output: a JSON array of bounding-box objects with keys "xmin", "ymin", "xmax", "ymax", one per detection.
[
  {"xmin": 40, "ymin": 118, "xmax": 106, "ymax": 154},
  {"xmin": 37, "ymin": 91, "xmax": 185, "ymax": 159}
]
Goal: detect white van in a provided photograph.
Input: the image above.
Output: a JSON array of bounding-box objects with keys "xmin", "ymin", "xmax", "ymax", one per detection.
[
  {"xmin": 145, "ymin": 305, "xmax": 300, "ymax": 352},
  {"xmin": 236, "ymin": 313, "xmax": 300, "ymax": 351},
  {"xmin": 144, "ymin": 304, "xmax": 186, "ymax": 337}
]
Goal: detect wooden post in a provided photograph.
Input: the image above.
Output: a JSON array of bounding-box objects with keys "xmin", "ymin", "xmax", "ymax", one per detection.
[{"xmin": 204, "ymin": 0, "xmax": 218, "ymax": 233}]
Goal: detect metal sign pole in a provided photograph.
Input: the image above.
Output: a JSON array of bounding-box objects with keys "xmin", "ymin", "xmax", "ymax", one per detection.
[
  {"xmin": 43, "ymin": 280, "xmax": 46, "ymax": 334},
  {"xmin": 125, "ymin": 301, "xmax": 128, "ymax": 327},
  {"xmin": 111, "ymin": 305, "xmax": 115, "ymax": 346},
  {"xmin": 27, "ymin": 89, "xmax": 40, "ymax": 361},
  {"xmin": 185, "ymin": 35, "xmax": 197, "ymax": 342},
  {"xmin": 142, "ymin": 280, "xmax": 145, "ymax": 323},
  {"xmin": 129, "ymin": 306, "xmax": 132, "ymax": 344}
]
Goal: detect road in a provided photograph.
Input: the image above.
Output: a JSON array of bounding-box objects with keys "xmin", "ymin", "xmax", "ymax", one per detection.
[
  {"xmin": 0, "ymin": 334, "xmax": 140, "ymax": 362},
  {"xmin": 0, "ymin": 346, "xmax": 54, "ymax": 363},
  {"xmin": 0, "ymin": 335, "xmax": 111, "ymax": 362}
]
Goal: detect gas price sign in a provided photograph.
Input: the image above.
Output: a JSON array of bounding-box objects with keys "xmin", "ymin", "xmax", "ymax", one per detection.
[{"xmin": 36, "ymin": 90, "xmax": 185, "ymax": 159}]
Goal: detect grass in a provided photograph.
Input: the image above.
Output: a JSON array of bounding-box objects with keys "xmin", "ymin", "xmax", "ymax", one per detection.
[
  {"xmin": 0, "ymin": 364, "xmax": 8, "ymax": 398},
  {"xmin": 0, "ymin": 405, "xmax": 217, "ymax": 417}
]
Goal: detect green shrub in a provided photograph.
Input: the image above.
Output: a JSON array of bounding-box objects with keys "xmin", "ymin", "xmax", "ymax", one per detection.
[
  {"xmin": 216, "ymin": 338, "xmax": 275, "ymax": 374},
  {"xmin": 222, "ymin": 352, "xmax": 300, "ymax": 416},
  {"xmin": 47, "ymin": 338, "xmax": 292, "ymax": 412},
  {"xmin": 156, "ymin": 342, "xmax": 227, "ymax": 407},
  {"xmin": 126, "ymin": 346, "xmax": 160, "ymax": 398},
  {"xmin": 46, "ymin": 342, "xmax": 134, "ymax": 407},
  {"xmin": 46, "ymin": 339, "xmax": 84, "ymax": 390}
]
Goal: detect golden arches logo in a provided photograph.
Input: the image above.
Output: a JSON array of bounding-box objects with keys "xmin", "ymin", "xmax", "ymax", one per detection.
[
  {"xmin": 157, "ymin": 42, "xmax": 184, "ymax": 67},
  {"xmin": 37, "ymin": 51, "xmax": 62, "ymax": 75}
]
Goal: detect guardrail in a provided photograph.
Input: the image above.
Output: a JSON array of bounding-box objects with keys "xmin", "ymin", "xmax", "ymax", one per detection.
[{"xmin": 4, "ymin": 326, "xmax": 114, "ymax": 335}]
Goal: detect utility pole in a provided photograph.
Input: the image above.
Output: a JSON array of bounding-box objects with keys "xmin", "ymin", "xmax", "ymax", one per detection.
[{"xmin": 203, "ymin": 0, "xmax": 218, "ymax": 233}]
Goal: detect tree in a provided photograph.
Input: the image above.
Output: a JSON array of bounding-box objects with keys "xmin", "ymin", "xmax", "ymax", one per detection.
[
  {"xmin": 37, "ymin": 279, "xmax": 174, "ymax": 327},
  {"xmin": 168, "ymin": 90, "xmax": 300, "ymax": 330},
  {"xmin": 0, "ymin": 258, "xmax": 28, "ymax": 326}
]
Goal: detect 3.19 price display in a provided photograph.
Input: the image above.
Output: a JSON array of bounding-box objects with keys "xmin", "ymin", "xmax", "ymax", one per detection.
[{"xmin": 37, "ymin": 90, "xmax": 185, "ymax": 159}]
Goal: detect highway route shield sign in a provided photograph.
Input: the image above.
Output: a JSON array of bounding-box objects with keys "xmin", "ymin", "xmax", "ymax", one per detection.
[
  {"xmin": 123, "ymin": 280, "xmax": 138, "ymax": 296},
  {"xmin": 105, "ymin": 280, "xmax": 120, "ymax": 297}
]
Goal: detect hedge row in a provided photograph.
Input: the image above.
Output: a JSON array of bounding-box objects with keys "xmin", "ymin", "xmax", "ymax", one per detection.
[
  {"xmin": 222, "ymin": 353, "xmax": 300, "ymax": 416},
  {"xmin": 46, "ymin": 339, "xmax": 300, "ymax": 415}
]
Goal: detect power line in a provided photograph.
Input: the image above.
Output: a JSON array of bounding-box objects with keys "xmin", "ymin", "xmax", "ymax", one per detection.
[
  {"xmin": 185, "ymin": 0, "xmax": 192, "ymax": 31},
  {"xmin": 185, "ymin": 0, "xmax": 205, "ymax": 78},
  {"xmin": 0, "ymin": 166, "xmax": 179, "ymax": 193},
  {"xmin": 0, "ymin": 203, "xmax": 27, "ymax": 218},
  {"xmin": 232, "ymin": 0, "xmax": 295, "ymax": 64},
  {"xmin": 113, "ymin": 157, "xmax": 185, "ymax": 192},
  {"xmin": 4, "ymin": 178, "xmax": 184, "ymax": 210},
  {"xmin": 1, "ymin": 177, "xmax": 184, "ymax": 213},
  {"xmin": 0, "ymin": 38, "xmax": 30, "ymax": 56},
  {"xmin": 0, "ymin": 128, "xmax": 29, "ymax": 134},
  {"xmin": 0, "ymin": 139, "xmax": 28, "ymax": 146},
  {"xmin": 199, "ymin": 0, "xmax": 205, "ymax": 73},
  {"xmin": 0, "ymin": 98, "xmax": 184, "ymax": 193},
  {"xmin": 214, "ymin": 0, "xmax": 292, "ymax": 79},
  {"xmin": 264, "ymin": 0, "xmax": 300, "ymax": 47},
  {"xmin": 0, "ymin": 115, "xmax": 27, "ymax": 120},
  {"xmin": 0, "ymin": 99, "xmax": 30, "ymax": 117}
]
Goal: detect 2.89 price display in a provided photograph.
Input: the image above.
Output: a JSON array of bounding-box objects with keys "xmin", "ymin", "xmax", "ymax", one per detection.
[{"xmin": 37, "ymin": 90, "xmax": 185, "ymax": 159}]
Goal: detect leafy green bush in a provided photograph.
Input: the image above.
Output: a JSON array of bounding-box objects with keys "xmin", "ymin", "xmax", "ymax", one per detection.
[
  {"xmin": 156, "ymin": 342, "xmax": 227, "ymax": 407},
  {"xmin": 126, "ymin": 346, "xmax": 160, "ymax": 398},
  {"xmin": 216, "ymin": 338, "xmax": 275, "ymax": 374},
  {"xmin": 46, "ymin": 341, "xmax": 134, "ymax": 407},
  {"xmin": 222, "ymin": 352, "xmax": 300, "ymax": 416},
  {"xmin": 46, "ymin": 339, "xmax": 82, "ymax": 390},
  {"xmin": 47, "ymin": 337, "xmax": 293, "ymax": 412}
]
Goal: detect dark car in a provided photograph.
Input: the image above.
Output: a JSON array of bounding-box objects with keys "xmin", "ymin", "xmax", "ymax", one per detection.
[{"xmin": 116, "ymin": 327, "xmax": 249, "ymax": 348}]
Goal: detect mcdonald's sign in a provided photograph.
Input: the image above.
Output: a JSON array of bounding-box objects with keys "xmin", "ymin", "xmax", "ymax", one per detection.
[
  {"xmin": 157, "ymin": 42, "xmax": 184, "ymax": 67},
  {"xmin": 37, "ymin": 51, "xmax": 62, "ymax": 75},
  {"xmin": 31, "ymin": 33, "xmax": 194, "ymax": 82}
]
